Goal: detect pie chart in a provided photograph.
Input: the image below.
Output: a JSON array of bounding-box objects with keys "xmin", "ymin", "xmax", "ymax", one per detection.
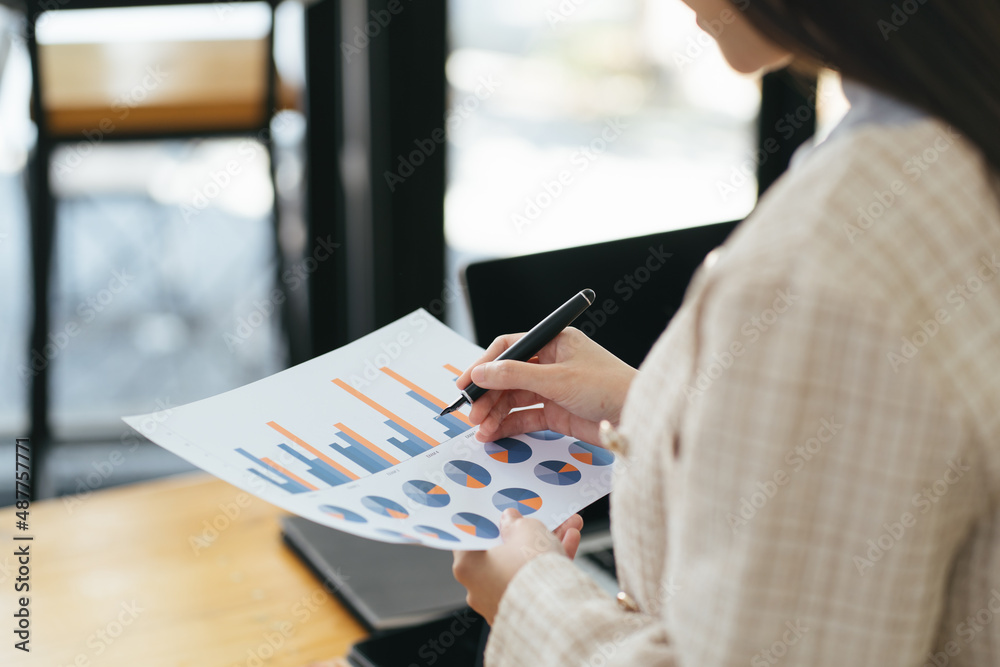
[
  {"xmin": 534, "ymin": 460, "xmax": 582, "ymax": 486},
  {"xmin": 526, "ymin": 430, "xmax": 563, "ymax": 441},
  {"xmin": 362, "ymin": 495, "xmax": 410, "ymax": 519},
  {"xmin": 444, "ymin": 460, "xmax": 492, "ymax": 488},
  {"xmin": 414, "ymin": 525, "xmax": 460, "ymax": 542},
  {"xmin": 568, "ymin": 440, "xmax": 615, "ymax": 466},
  {"xmin": 452, "ymin": 512, "xmax": 500, "ymax": 539},
  {"xmin": 493, "ymin": 488, "xmax": 543, "ymax": 515},
  {"xmin": 484, "ymin": 437, "xmax": 532, "ymax": 464},
  {"xmin": 402, "ymin": 480, "xmax": 451, "ymax": 507},
  {"xmin": 320, "ymin": 505, "xmax": 367, "ymax": 523}
]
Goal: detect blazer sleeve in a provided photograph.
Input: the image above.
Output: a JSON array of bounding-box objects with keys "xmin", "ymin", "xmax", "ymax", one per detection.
[{"xmin": 484, "ymin": 267, "xmax": 985, "ymax": 666}]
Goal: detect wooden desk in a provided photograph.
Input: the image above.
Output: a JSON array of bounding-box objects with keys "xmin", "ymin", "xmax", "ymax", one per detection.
[{"xmin": 1, "ymin": 473, "xmax": 365, "ymax": 666}]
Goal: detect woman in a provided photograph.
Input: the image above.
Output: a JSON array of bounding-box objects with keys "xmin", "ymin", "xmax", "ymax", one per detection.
[{"xmin": 452, "ymin": 0, "xmax": 1000, "ymax": 665}]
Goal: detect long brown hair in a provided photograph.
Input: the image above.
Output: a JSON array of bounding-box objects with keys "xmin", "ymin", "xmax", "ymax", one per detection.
[{"xmin": 733, "ymin": 0, "xmax": 1000, "ymax": 174}]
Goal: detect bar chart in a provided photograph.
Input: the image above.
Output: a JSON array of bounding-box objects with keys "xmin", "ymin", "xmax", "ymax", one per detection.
[{"xmin": 237, "ymin": 363, "xmax": 474, "ymax": 495}]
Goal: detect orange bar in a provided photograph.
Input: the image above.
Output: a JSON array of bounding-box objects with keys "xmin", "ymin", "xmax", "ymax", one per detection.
[
  {"xmin": 332, "ymin": 379, "xmax": 439, "ymax": 447},
  {"xmin": 443, "ymin": 363, "xmax": 464, "ymax": 377},
  {"xmin": 335, "ymin": 422, "xmax": 401, "ymax": 465},
  {"xmin": 379, "ymin": 367, "xmax": 473, "ymax": 427},
  {"xmin": 260, "ymin": 457, "xmax": 319, "ymax": 491},
  {"xmin": 266, "ymin": 421, "xmax": 359, "ymax": 481}
]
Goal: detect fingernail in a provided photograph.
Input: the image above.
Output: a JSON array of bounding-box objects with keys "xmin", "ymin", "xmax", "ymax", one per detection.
[{"xmin": 500, "ymin": 508, "xmax": 519, "ymax": 527}]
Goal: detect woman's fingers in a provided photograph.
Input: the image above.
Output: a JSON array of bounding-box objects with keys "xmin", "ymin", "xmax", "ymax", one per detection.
[
  {"xmin": 456, "ymin": 333, "xmax": 526, "ymax": 389},
  {"xmin": 471, "ymin": 357, "xmax": 567, "ymax": 404},
  {"xmin": 466, "ymin": 385, "xmax": 505, "ymax": 425},
  {"xmin": 475, "ymin": 407, "xmax": 551, "ymax": 442},
  {"xmin": 468, "ymin": 384, "xmax": 538, "ymax": 426},
  {"xmin": 552, "ymin": 514, "xmax": 583, "ymax": 560},
  {"xmin": 466, "ymin": 358, "xmax": 542, "ymax": 424},
  {"xmin": 477, "ymin": 388, "xmax": 540, "ymax": 434},
  {"xmin": 553, "ymin": 513, "xmax": 584, "ymax": 540},
  {"xmin": 561, "ymin": 525, "xmax": 582, "ymax": 560},
  {"xmin": 460, "ymin": 334, "xmax": 528, "ymax": 425}
]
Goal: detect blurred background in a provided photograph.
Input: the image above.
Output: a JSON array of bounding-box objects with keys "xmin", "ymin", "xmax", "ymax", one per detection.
[{"xmin": 0, "ymin": 0, "xmax": 847, "ymax": 504}]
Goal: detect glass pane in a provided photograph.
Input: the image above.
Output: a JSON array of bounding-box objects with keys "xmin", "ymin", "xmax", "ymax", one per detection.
[
  {"xmin": 446, "ymin": 0, "xmax": 761, "ymax": 259},
  {"xmin": 48, "ymin": 140, "xmax": 285, "ymax": 437}
]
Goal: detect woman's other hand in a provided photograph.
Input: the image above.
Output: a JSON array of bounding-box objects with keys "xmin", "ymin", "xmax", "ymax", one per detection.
[{"xmin": 452, "ymin": 509, "xmax": 583, "ymax": 625}]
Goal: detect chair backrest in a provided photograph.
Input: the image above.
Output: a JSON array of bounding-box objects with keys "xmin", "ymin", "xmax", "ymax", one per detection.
[{"xmin": 464, "ymin": 220, "xmax": 739, "ymax": 368}]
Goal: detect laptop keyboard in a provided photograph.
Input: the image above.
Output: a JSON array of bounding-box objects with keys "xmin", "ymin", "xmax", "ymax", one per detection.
[{"xmin": 585, "ymin": 546, "xmax": 616, "ymax": 576}]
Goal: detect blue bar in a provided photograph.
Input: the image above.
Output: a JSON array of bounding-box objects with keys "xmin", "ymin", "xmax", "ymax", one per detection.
[
  {"xmin": 247, "ymin": 469, "xmax": 310, "ymax": 494},
  {"xmin": 277, "ymin": 443, "xmax": 353, "ymax": 487},
  {"xmin": 330, "ymin": 433, "xmax": 391, "ymax": 474},
  {"xmin": 406, "ymin": 391, "xmax": 470, "ymax": 439},
  {"xmin": 385, "ymin": 420, "xmax": 431, "ymax": 456},
  {"xmin": 237, "ymin": 448, "xmax": 310, "ymax": 494},
  {"xmin": 435, "ymin": 414, "xmax": 469, "ymax": 439}
]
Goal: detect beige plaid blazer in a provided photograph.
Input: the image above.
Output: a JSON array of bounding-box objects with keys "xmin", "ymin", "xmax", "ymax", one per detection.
[{"xmin": 486, "ymin": 117, "xmax": 1000, "ymax": 665}]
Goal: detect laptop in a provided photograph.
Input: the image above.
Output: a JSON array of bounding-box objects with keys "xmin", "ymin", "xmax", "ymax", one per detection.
[{"xmin": 282, "ymin": 220, "xmax": 739, "ymax": 633}]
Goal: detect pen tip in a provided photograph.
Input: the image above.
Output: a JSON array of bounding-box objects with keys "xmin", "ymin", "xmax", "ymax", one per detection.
[
  {"xmin": 441, "ymin": 396, "xmax": 466, "ymax": 416},
  {"xmin": 582, "ymin": 288, "xmax": 596, "ymax": 304}
]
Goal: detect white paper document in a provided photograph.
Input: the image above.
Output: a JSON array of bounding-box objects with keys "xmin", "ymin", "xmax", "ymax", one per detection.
[{"xmin": 123, "ymin": 310, "xmax": 614, "ymax": 550}]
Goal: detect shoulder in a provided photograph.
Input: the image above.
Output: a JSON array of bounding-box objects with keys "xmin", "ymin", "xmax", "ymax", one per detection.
[
  {"xmin": 706, "ymin": 118, "xmax": 1000, "ymax": 322},
  {"xmin": 694, "ymin": 117, "xmax": 1000, "ymax": 459},
  {"xmin": 720, "ymin": 118, "xmax": 1000, "ymax": 300}
]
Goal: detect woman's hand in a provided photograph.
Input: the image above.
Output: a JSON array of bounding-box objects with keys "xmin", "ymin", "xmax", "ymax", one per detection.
[
  {"xmin": 456, "ymin": 328, "xmax": 637, "ymax": 444},
  {"xmin": 452, "ymin": 509, "xmax": 583, "ymax": 625}
]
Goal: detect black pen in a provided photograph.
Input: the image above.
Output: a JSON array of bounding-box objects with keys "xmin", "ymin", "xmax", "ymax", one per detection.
[{"xmin": 440, "ymin": 289, "xmax": 596, "ymax": 416}]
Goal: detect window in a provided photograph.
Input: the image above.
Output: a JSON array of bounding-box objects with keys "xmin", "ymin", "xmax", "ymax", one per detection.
[{"xmin": 446, "ymin": 0, "xmax": 762, "ymax": 261}]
